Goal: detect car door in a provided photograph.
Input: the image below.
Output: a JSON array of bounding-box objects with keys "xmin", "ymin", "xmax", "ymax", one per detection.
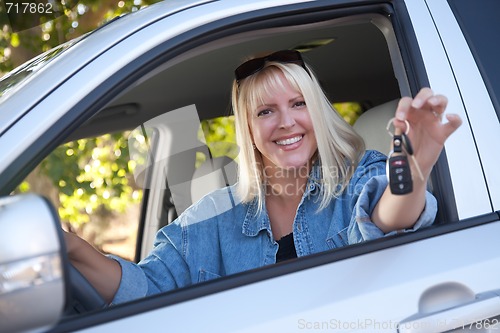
[{"xmin": 1, "ymin": 1, "xmax": 500, "ymax": 332}]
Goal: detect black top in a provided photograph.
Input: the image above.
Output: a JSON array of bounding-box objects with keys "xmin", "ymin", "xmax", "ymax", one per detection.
[{"xmin": 276, "ymin": 233, "xmax": 297, "ymax": 262}]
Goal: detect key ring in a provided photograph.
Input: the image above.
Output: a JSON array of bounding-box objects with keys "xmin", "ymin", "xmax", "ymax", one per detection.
[
  {"xmin": 386, "ymin": 118, "xmax": 424, "ymax": 182},
  {"xmin": 386, "ymin": 117, "xmax": 410, "ymax": 137}
]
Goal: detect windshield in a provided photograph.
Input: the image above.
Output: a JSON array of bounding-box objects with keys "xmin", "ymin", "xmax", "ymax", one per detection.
[{"xmin": 0, "ymin": 37, "xmax": 82, "ymax": 100}]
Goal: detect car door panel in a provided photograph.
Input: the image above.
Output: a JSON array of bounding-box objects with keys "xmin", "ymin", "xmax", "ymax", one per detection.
[{"xmin": 53, "ymin": 214, "xmax": 500, "ymax": 332}]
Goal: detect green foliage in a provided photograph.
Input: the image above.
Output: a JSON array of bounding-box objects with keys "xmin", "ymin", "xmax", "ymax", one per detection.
[
  {"xmin": 33, "ymin": 133, "xmax": 142, "ymax": 226},
  {"xmin": 198, "ymin": 116, "xmax": 239, "ymax": 167},
  {"xmin": 334, "ymin": 102, "xmax": 363, "ymax": 125},
  {"xmin": 0, "ymin": 0, "xmax": 162, "ymax": 74}
]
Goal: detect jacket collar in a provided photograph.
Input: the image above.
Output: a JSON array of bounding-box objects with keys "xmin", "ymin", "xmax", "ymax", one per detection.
[
  {"xmin": 242, "ymin": 198, "xmax": 270, "ymax": 237},
  {"xmin": 241, "ymin": 162, "xmax": 322, "ymax": 238}
]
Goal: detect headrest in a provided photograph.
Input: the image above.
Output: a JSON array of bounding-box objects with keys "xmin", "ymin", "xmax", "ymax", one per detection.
[{"xmin": 353, "ymin": 99, "xmax": 399, "ymax": 155}]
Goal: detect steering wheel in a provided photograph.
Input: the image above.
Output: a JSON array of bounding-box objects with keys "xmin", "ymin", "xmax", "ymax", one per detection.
[{"xmin": 65, "ymin": 263, "xmax": 108, "ymax": 315}]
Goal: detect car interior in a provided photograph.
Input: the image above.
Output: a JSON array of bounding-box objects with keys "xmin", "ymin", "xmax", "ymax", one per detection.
[{"xmin": 64, "ymin": 13, "xmax": 406, "ymax": 230}]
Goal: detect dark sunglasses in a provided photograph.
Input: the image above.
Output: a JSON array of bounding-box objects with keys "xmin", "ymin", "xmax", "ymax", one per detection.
[{"xmin": 234, "ymin": 50, "xmax": 311, "ymax": 83}]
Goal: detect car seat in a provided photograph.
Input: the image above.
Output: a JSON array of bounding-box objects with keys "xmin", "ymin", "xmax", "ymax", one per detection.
[{"xmin": 352, "ymin": 99, "xmax": 399, "ymax": 155}]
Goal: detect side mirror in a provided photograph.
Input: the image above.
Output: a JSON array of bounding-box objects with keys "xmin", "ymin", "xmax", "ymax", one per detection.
[{"xmin": 0, "ymin": 194, "xmax": 66, "ymax": 333}]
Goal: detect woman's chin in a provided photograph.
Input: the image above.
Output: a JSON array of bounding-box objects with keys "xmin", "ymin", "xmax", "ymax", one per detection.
[{"xmin": 274, "ymin": 160, "xmax": 311, "ymax": 172}]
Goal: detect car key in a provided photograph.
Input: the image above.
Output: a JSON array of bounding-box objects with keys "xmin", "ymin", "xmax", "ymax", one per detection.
[{"xmin": 387, "ymin": 134, "xmax": 413, "ymax": 195}]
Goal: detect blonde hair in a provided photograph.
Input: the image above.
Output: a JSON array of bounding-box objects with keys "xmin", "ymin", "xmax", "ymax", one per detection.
[{"xmin": 232, "ymin": 60, "xmax": 365, "ymax": 212}]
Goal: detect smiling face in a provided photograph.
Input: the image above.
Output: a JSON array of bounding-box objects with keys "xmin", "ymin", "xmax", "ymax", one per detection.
[{"xmin": 249, "ymin": 71, "xmax": 318, "ymax": 173}]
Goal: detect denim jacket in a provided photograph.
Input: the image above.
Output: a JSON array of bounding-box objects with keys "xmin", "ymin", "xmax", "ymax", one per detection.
[{"xmin": 111, "ymin": 150, "xmax": 437, "ymax": 304}]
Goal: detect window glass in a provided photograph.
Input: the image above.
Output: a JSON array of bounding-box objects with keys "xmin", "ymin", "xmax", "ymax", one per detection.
[
  {"xmin": 448, "ymin": 0, "xmax": 500, "ymax": 119},
  {"xmin": 14, "ymin": 131, "xmax": 143, "ymax": 261}
]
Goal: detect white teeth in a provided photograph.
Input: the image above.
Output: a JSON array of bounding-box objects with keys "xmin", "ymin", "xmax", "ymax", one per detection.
[{"xmin": 275, "ymin": 135, "xmax": 303, "ymax": 146}]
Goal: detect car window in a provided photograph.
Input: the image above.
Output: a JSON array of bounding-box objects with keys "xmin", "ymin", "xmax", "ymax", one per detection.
[
  {"xmin": 62, "ymin": 10, "xmax": 408, "ymax": 293},
  {"xmin": 14, "ymin": 131, "xmax": 143, "ymax": 261}
]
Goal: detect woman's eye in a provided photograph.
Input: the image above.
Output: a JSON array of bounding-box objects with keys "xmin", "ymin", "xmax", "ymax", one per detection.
[
  {"xmin": 294, "ymin": 101, "xmax": 306, "ymax": 108},
  {"xmin": 257, "ymin": 109, "xmax": 272, "ymax": 117}
]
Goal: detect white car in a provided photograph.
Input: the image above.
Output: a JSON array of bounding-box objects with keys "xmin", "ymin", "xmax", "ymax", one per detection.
[{"xmin": 1, "ymin": 0, "xmax": 500, "ymax": 332}]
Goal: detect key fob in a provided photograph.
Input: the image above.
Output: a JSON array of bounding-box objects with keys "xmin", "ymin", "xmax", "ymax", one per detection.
[{"xmin": 388, "ymin": 154, "xmax": 413, "ymax": 195}]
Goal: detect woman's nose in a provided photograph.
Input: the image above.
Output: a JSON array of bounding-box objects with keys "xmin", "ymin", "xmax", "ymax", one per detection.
[{"xmin": 279, "ymin": 110, "xmax": 296, "ymax": 129}]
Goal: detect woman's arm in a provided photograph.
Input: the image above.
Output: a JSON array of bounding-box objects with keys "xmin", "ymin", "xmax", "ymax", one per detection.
[
  {"xmin": 371, "ymin": 88, "xmax": 462, "ymax": 233},
  {"xmin": 64, "ymin": 231, "xmax": 122, "ymax": 304}
]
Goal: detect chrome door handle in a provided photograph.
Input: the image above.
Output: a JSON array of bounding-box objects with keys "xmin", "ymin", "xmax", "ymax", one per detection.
[{"xmin": 398, "ymin": 282, "xmax": 500, "ymax": 333}]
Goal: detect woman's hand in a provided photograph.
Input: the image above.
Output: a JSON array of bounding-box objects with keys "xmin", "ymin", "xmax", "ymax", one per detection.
[
  {"xmin": 372, "ymin": 88, "xmax": 462, "ymax": 233},
  {"xmin": 393, "ymin": 87, "xmax": 462, "ymax": 177}
]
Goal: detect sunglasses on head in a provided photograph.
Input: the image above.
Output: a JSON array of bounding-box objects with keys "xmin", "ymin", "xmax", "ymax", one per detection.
[{"xmin": 234, "ymin": 50, "xmax": 311, "ymax": 84}]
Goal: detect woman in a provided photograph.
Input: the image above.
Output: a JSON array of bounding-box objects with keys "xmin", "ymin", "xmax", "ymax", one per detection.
[{"xmin": 65, "ymin": 50, "xmax": 462, "ymax": 304}]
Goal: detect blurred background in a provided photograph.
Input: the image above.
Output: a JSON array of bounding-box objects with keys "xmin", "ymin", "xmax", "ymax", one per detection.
[{"xmin": 1, "ymin": 0, "xmax": 162, "ymax": 74}]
